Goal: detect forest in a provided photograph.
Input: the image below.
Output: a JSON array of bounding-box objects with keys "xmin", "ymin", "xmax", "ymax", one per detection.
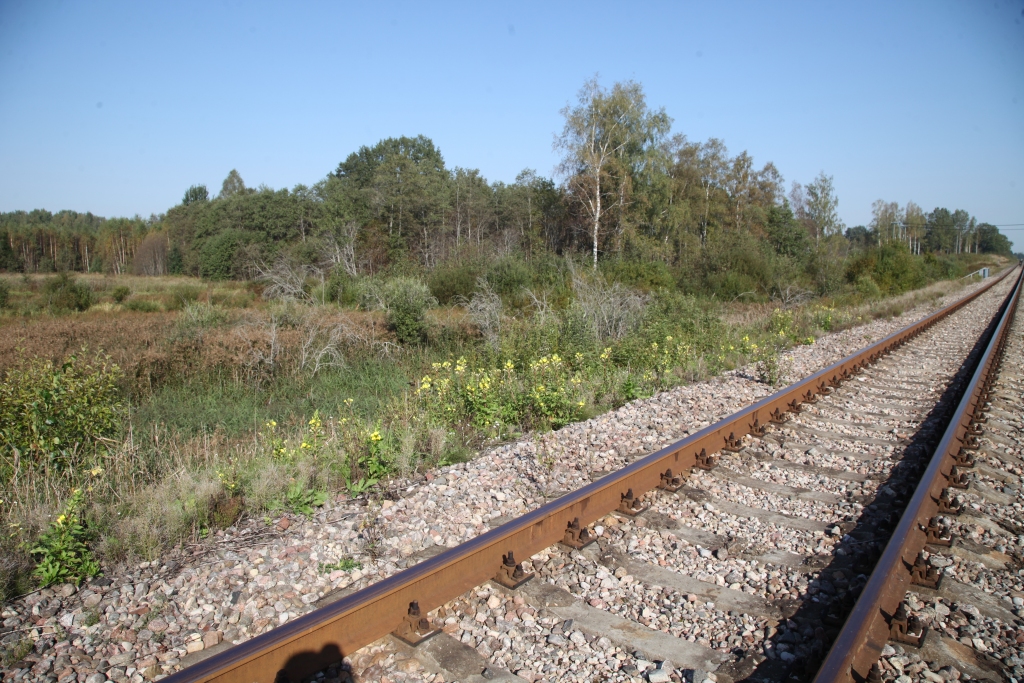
[{"xmin": 0, "ymin": 79, "xmax": 1014, "ymax": 301}]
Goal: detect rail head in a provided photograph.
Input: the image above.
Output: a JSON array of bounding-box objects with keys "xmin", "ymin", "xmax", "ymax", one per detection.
[{"xmin": 161, "ymin": 266, "xmax": 1017, "ymax": 683}]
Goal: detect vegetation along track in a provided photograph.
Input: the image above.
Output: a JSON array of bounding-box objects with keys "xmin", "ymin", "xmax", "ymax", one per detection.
[
  {"xmin": 135, "ymin": 267, "xmax": 1020, "ymax": 683},
  {"xmin": 4, "ymin": 266, "xmax": 1015, "ymax": 683}
]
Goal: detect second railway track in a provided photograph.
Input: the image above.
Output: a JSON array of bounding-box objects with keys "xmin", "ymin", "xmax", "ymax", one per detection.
[{"xmin": 11, "ymin": 269, "xmax": 1019, "ymax": 683}]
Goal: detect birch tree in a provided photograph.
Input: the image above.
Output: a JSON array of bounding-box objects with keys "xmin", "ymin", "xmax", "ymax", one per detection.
[{"xmin": 555, "ymin": 78, "xmax": 670, "ymax": 267}]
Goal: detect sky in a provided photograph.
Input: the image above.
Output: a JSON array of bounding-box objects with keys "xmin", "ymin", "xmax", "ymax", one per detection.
[{"xmin": 1, "ymin": 0, "xmax": 1023, "ymax": 249}]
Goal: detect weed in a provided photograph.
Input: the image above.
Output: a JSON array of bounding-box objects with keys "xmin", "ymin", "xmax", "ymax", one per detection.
[
  {"xmin": 319, "ymin": 557, "xmax": 361, "ymax": 573},
  {"xmin": 358, "ymin": 509, "xmax": 383, "ymax": 562},
  {"xmin": 111, "ymin": 285, "xmax": 131, "ymax": 303},
  {"xmin": 1, "ymin": 637, "xmax": 33, "ymax": 668},
  {"xmin": 29, "ymin": 489, "xmax": 100, "ymax": 586},
  {"xmin": 271, "ymin": 480, "xmax": 327, "ymax": 516}
]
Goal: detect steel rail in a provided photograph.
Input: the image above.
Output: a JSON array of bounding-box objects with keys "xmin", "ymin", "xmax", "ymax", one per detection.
[
  {"xmin": 814, "ymin": 263, "xmax": 1024, "ymax": 683},
  {"xmin": 163, "ymin": 266, "xmax": 1017, "ymax": 683}
]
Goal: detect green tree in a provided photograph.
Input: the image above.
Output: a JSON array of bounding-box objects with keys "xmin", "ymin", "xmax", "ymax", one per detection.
[
  {"xmin": 199, "ymin": 230, "xmax": 246, "ymax": 280},
  {"xmin": 182, "ymin": 184, "xmax": 209, "ymax": 206},
  {"xmin": 802, "ymin": 172, "xmax": 844, "ymax": 247},
  {"xmin": 335, "ymin": 136, "xmax": 449, "ymax": 260},
  {"xmin": 765, "ymin": 202, "xmax": 809, "ymax": 257},
  {"xmin": 219, "ymin": 169, "xmax": 247, "ymax": 199},
  {"xmin": 555, "ymin": 77, "xmax": 672, "ymax": 268},
  {"xmin": 845, "ymin": 225, "xmax": 873, "ymax": 249},
  {"xmin": 976, "ymin": 223, "xmax": 1012, "ymax": 255}
]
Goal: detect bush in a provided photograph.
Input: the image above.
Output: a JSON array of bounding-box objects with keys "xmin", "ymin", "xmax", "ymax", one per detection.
[
  {"xmin": 326, "ymin": 269, "xmax": 359, "ymax": 307},
  {"xmin": 164, "ymin": 284, "xmax": 202, "ymax": 310},
  {"xmin": 600, "ymin": 258, "xmax": 674, "ymax": 291},
  {"xmin": 362, "ymin": 277, "xmax": 437, "ymax": 345},
  {"xmin": 486, "ymin": 256, "xmax": 532, "ymax": 300},
  {"xmin": 0, "ymin": 354, "xmax": 123, "ymax": 472},
  {"xmin": 43, "ymin": 272, "xmax": 92, "ymax": 312},
  {"xmin": 111, "ymin": 285, "xmax": 131, "ymax": 303},
  {"xmin": 428, "ymin": 260, "xmax": 483, "ymax": 305},
  {"xmin": 464, "ymin": 280, "xmax": 502, "ymax": 348},
  {"xmin": 0, "ymin": 280, "xmax": 9, "ymax": 309},
  {"xmin": 570, "ymin": 269, "xmax": 648, "ymax": 342},
  {"xmin": 124, "ymin": 298, "xmax": 162, "ymax": 313},
  {"xmin": 874, "ymin": 244, "xmax": 924, "ymax": 293},
  {"xmin": 856, "ymin": 275, "xmax": 881, "ymax": 298},
  {"xmin": 388, "ymin": 292, "xmax": 432, "ymax": 345}
]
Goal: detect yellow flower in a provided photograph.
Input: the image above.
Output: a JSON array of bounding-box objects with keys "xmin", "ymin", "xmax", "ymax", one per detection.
[
  {"xmin": 90, "ymin": 467, "xmax": 103, "ymax": 477},
  {"xmin": 370, "ymin": 431, "xmax": 383, "ymax": 442},
  {"xmin": 577, "ymin": 401, "xmax": 585, "ymax": 407},
  {"xmin": 504, "ymin": 360, "xmax": 515, "ymax": 371},
  {"xmin": 56, "ymin": 514, "xmax": 66, "ymax": 525}
]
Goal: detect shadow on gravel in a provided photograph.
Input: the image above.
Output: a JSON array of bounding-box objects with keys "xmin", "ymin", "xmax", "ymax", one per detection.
[
  {"xmin": 274, "ymin": 643, "xmax": 347, "ymax": 683},
  {"xmin": 731, "ymin": 305, "xmax": 1002, "ymax": 683}
]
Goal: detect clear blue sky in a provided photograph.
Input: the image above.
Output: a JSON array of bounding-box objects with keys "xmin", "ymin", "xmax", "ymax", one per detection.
[{"xmin": 2, "ymin": 1, "xmax": 1022, "ymax": 249}]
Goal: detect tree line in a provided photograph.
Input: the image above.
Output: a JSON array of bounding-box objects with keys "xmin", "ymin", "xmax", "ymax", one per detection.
[{"xmin": 0, "ymin": 78, "xmax": 1014, "ymax": 297}]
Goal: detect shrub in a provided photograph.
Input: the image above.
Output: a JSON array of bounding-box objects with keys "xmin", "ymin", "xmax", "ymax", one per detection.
[
  {"xmin": 111, "ymin": 285, "xmax": 131, "ymax": 303},
  {"xmin": 599, "ymin": 258, "xmax": 674, "ymax": 291},
  {"xmin": 124, "ymin": 298, "xmax": 161, "ymax": 312},
  {"xmin": 428, "ymin": 260, "xmax": 483, "ymax": 305},
  {"xmin": 326, "ymin": 269, "xmax": 359, "ymax": 306},
  {"xmin": 855, "ymin": 275, "xmax": 881, "ymax": 298},
  {"xmin": 164, "ymin": 284, "xmax": 203, "ymax": 310},
  {"xmin": 0, "ymin": 354, "xmax": 123, "ymax": 472},
  {"xmin": 364, "ymin": 277, "xmax": 437, "ymax": 345},
  {"xmin": 0, "ymin": 280, "xmax": 9, "ymax": 309},
  {"xmin": 43, "ymin": 272, "xmax": 92, "ymax": 312},
  {"xmin": 486, "ymin": 257, "xmax": 532, "ymax": 300},
  {"xmin": 874, "ymin": 244, "xmax": 924, "ymax": 293},
  {"xmin": 463, "ymin": 279, "xmax": 502, "ymax": 348},
  {"xmin": 570, "ymin": 269, "xmax": 649, "ymax": 342}
]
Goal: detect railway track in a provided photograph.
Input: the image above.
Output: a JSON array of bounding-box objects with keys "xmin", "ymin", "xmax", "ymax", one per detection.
[
  {"xmin": 6, "ymin": 270, "xmax": 1016, "ymax": 683},
  {"xmin": 138, "ymin": 265, "xmax": 1023, "ymax": 683}
]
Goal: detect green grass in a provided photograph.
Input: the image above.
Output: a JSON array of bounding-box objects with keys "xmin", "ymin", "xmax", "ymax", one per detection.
[{"xmin": 133, "ymin": 356, "xmax": 415, "ymax": 438}]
